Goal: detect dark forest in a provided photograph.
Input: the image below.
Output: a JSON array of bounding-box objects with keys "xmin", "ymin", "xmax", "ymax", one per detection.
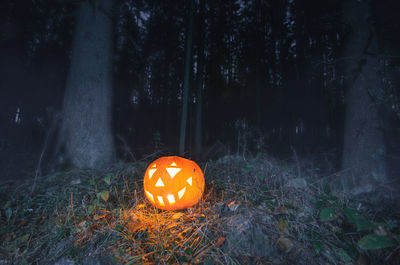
[{"xmin": 1, "ymin": 0, "xmax": 400, "ymax": 264}]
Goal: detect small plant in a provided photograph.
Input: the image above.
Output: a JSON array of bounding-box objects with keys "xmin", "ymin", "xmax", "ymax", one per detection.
[{"xmin": 316, "ymin": 194, "xmax": 399, "ymax": 262}]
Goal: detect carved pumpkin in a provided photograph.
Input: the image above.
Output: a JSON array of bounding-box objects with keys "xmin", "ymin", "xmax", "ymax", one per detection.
[{"xmin": 143, "ymin": 156, "xmax": 205, "ymax": 210}]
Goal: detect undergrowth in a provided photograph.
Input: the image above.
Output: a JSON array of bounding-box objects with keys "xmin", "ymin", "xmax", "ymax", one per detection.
[{"xmin": 0, "ymin": 155, "xmax": 399, "ymax": 264}]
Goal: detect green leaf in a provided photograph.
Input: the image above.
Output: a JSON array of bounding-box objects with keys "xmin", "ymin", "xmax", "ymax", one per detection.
[
  {"xmin": 320, "ymin": 207, "xmax": 336, "ymax": 221},
  {"xmin": 103, "ymin": 175, "xmax": 112, "ymax": 185},
  {"xmin": 343, "ymin": 208, "xmax": 375, "ymax": 231},
  {"xmin": 313, "ymin": 241, "xmax": 322, "ymax": 256},
  {"xmin": 336, "ymin": 248, "xmax": 352, "ymax": 262},
  {"xmin": 97, "ymin": 191, "xmax": 109, "ymax": 202},
  {"xmin": 89, "ymin": 178, "xmax": 95, "ymax": 186},
  {"xmin": 357, "ymin": 234, "xmax": 397, "ymax": 250}
]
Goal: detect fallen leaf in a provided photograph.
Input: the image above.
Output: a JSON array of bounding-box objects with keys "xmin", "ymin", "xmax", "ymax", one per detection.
[
  {"xmin": 276, "ymin": 219, "xmax": 289, "ymax": 234},
  {"xmin": 97, "ymin": 191, "xmax": 109, "ymax": 202},
  {"xmin": 228, "ymin": 201, "xmax": 240, "ymax": 211},
  {"xmin": 103, "ymin": 175, "xmax": 112, "ymax": 185},
  {"xmin": 277, "ymin": 237, "xmax": 293, "ymax": 251},
  {"xmin": 35, "ymin": 215, "xmax": 45, "ymax": 225},
  {"xmin": 215, "ymin": 237, "xmax": 226, "ymax": 247},
  {"xmin": 19, "ymin": 234, "xmax": 30, "ymax": 243}
]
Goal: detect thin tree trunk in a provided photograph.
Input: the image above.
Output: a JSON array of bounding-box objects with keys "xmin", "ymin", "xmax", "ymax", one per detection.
[
  {"xmin": 341, "ymin": 0, "xmax": 387, "ymax": 194},
  {"xmin": 179, "ymin": 0, "xmax": 195, "ymax": 156},
  {"xmin": 195, "ymin": 0, "xmax": 205, "ymax": 157},
  {"xmin": 61, "ymin": 0, "xmax": 115, "ymax": 169}
]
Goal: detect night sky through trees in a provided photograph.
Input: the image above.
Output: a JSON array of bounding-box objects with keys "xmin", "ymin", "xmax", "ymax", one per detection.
[{"xmin": 1, "ymin": 0, "xmax": 400, "ymax": 194}]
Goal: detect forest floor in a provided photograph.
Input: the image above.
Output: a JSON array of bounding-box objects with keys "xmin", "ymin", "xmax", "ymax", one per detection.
[{"xmin": 0, "ymin": 153, "xmax": 400, "ymax": 265}]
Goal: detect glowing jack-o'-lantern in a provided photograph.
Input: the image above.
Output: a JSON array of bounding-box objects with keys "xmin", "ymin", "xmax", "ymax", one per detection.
[{"xmin": 143, "ymin": 156, "xmax": 205, "ymax": 210}]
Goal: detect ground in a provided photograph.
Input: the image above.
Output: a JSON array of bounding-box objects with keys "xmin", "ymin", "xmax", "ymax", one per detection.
[{"xmin": 0, "ymin": 154, "xmax": 399, "ymax": 264}]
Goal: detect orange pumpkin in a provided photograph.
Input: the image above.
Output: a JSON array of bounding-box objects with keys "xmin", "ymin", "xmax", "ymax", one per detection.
[{"xmin": 143, "ymin": 156, "xmax": 205, "ymax": 210}]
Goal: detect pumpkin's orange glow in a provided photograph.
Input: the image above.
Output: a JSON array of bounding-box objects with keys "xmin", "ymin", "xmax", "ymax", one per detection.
[{"xmin": 143, "ymin": 156, "xmax": 205, "ymax": 210}]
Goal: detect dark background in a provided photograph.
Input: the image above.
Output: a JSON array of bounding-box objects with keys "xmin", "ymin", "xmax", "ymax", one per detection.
[{"xmin": 0, "ymin": 0, "xmax": 399, "ymax": 181}]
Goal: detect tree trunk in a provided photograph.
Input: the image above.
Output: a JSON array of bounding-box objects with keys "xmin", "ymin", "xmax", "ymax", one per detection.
[
  {"xmin": 195, "ymin": 0, "xmax": 205, "ymax": 157},
  {"xmin": 341, "ymin": 0, "xmax": 387, "ymax": 194},
  {"xmin": 179, "ymin": 0, "xmax": 195, "ymax": 156},
  {"xmin": 61, "ymin": 0, "xmax": 115, "ymax": 169}
]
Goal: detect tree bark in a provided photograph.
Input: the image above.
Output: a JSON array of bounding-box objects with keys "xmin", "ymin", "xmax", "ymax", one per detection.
[
  {"xmin": 61, "ymin": 0, "xmax": 115, "ymax": 169},
  {"xmin": 341, "ymin": 0, "xmax": 387, "ymax": 194},
  {"xmin": 179, "ymin": 0, "xmax": 195, "ymax": 156}
]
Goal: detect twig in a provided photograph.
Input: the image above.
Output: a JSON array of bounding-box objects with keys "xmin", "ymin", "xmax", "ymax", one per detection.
[
  {"xmin": 117, "ymin": 134, "xmax": 135, "ymax": 161},
  {"xmin": 30, "ymin": 125, "xmax": 52, "ymax": 194},
  {"xmin": 70, "ymin": 192, "xmax": 77, "ymax": 225},
  {"xmin": 30, "ymin": 110, "xmax": 60, "ymax": 195}
]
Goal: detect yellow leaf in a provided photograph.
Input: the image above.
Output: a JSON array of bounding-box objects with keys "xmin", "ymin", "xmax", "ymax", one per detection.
[
  {"xmin": 19, "ymin": 234, "xmax": 30, "ymax": 243},
  {"xmin": 100, "ymin": 191, "xmax": 109, "ymax": 202},
  {"xmin": 277, "ymin": 237, "xmax": 293, "ymax": 250},
  {"xmin": 276, "ymin": 219, "xmax": 289, "ymax": 234}
]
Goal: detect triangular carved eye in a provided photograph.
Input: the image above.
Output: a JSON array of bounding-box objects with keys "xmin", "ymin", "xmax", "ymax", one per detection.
[
  {"xmin": 170, "ymin": 162, "xmax": 177, "ymax": 166},
  {"xmin": 148, "ymin": 169, "xmax": 157, "ymax": 179},
  {"xmin": 187, "ymin": 176, "xmax": 192, "ymax": 186},
  {"xmin": 155, "ymin": 178, "xmax": 164, "ymax": 187},
  {"xmin": 166, "ymin": 167, "xmax": 181, "ymax": 178},
  {"xmin": 152, "ymin": 164, "xmax": 156, "ymax": 167}
]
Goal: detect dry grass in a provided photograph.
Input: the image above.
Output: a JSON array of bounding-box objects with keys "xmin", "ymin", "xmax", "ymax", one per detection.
[
  {"xmin": 1, "ymin": 154, "xmax": 399, "ymax": 264},
  {"xmin": 112, "ymin": 203, "xmax": 224, "ymax": 264}
]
